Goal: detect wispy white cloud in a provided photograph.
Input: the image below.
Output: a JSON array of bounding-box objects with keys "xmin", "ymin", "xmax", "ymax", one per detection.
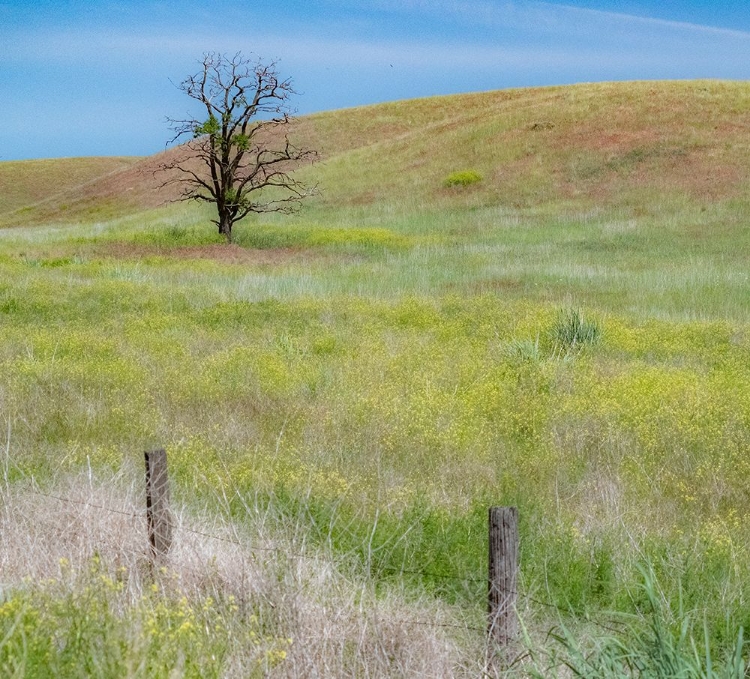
[
  {"xmin": 540, "ymin": 1, "xmax": 750, "ymax": 40},
  {"xmin": 355, "ymin": 0, "xmax": 750, "ymax": 40}
]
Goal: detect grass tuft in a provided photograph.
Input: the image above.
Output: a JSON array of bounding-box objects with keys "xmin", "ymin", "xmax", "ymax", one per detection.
[{"xmin": 550, "ymin": 307, "xmax": 602, "ymax": 350}]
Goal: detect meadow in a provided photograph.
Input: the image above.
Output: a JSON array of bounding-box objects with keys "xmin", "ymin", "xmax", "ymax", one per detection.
[{"xmin": 1, "ymin": 80, "xmax": 750, "ymax": 676}]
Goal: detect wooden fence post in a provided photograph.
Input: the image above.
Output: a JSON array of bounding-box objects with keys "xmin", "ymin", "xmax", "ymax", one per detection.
[
  {"xmin": 488, "ymin": 506, "xmax": 519, "ymax": 666},
  {"xmin": 145, "ymin": 449, "xmax": 173, "ymax": 561}
]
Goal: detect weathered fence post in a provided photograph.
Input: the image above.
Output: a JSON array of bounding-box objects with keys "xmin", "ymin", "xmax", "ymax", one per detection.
[
  {"xmin": 488, "ymin": 506, "xmax": 519, "ymax": 667},
  {"xmin": 145, "ymin": 449, "xmax": 172, "ymax": 561}
]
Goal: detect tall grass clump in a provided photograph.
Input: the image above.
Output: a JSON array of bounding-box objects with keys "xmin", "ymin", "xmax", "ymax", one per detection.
[
  {"xmin": 550, "ymin": 307, "xmax": 602, "ymax": 350},
  {"xmin": 530, "ymin": 574, "xmax": 746, "ymax": 678},
  {"xmin": 504, "ymin": 336, "xmax": 542, "ymax": 364}
]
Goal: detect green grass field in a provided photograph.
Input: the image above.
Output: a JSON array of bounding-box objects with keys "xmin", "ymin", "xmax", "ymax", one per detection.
[{"xmin": 1, "ymin": 80, "xmax": 750, "ymax": 676}]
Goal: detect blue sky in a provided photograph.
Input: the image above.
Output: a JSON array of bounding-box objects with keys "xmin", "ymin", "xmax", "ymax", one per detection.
[{"xmin": 2, "ymin": 0, "xmax": 750, "ymax": 160}]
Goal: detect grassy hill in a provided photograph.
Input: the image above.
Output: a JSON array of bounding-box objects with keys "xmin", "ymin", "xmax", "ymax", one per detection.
[
  {"xmin": 305, "ymin": 79, "xmax": 750, "ymax": 210},
  {"xmin": 1, "ymin": 81, "xmax": 750, "ymax": 675},
  {"xmin": 4, "ymin": 80, "xmax": 750, "ymax": 223}
]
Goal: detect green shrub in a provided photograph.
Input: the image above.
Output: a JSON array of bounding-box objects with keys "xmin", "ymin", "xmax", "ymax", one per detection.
[{"xmin": 443, "ymin": 170, "xmax": 483, "ymax": 187}]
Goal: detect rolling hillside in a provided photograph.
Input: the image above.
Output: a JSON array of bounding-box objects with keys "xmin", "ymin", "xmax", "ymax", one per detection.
[{"xmin": 3, "ymin": 80, "xmax": 750, "ymax": 226}]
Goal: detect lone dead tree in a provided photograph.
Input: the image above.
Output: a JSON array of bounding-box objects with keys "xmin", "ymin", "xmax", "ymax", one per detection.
[{"xmin": 162, "ymin": 52, "xmax": 316, "ymax": 242}]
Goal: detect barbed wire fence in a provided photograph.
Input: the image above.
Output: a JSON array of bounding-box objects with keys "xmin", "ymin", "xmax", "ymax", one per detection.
[{"xmin": 9, "ymin": 447, "xmax": 630, "ymax": 665}]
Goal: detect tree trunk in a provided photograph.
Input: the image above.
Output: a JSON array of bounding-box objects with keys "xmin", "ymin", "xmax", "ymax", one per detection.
[{"xmin": 218, "ymin": 210, "xmax": 233, "ymax": 243}]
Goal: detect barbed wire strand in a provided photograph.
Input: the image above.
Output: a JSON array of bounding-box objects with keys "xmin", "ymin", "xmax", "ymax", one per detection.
[{"xmin": 27, "ymin": 488, "xmax": 143, "ymax": 520}]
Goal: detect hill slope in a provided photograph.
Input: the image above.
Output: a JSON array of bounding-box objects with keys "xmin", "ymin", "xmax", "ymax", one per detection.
[
  {"xmin": 303, "ymin": 79, "xmax": 750, "ymax": 211},
  {"xmin": 0, "ymin": 157, "xmax": 141, "ymax": 218},
  {"xmin": 2, "ymin": 80, "xmax": 750, "ymax": 226}
]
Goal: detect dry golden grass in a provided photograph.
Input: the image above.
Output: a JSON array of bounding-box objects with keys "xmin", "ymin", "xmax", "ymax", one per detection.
[{"xmin": 0, "ymin": 470, "xmax": 489, "ymax": 677}]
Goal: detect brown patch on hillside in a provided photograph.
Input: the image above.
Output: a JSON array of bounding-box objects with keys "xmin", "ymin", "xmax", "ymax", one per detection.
[
  {"xmin": 569, "ymin": 130, "xmax": 665, "ymax": 153},
  {"xmin": 68, "ymin": 146, "xmax": 192, "ymax": 212},
  {"xmin": 0, "ymin": 148, "xmax": 189, "ymax": 227},
  {"xmin": 556, "ymin": 145, "xmax": 747, "ymax": 204}
]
